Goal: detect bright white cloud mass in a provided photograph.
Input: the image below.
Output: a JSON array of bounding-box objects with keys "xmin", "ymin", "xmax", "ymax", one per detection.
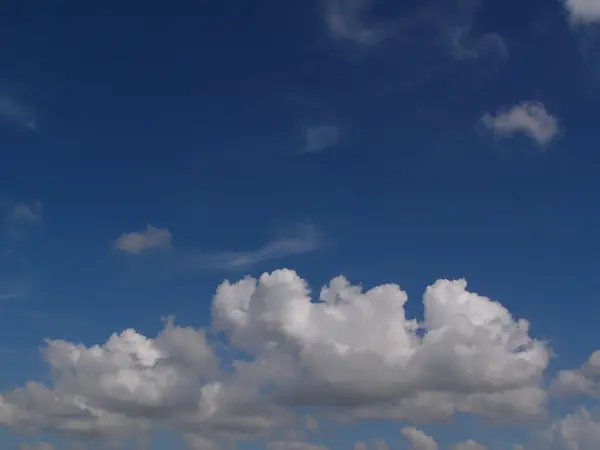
[
  {"xmin": 564, "ymin": 0, "xmax": 600, "ymax": 24},
  {"xmin": 0, "ymin": 269, "xmax": 597, "ymax": 448}
]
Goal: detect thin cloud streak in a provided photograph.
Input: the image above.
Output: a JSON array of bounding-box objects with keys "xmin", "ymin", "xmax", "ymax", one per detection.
[
  {"xmin": 0, "ymin": 291, "xmax": 20, "ymax": 301},
  {"xmin": 323, "ymin": 0, "xmax": 508, "ymax": 91},
  {"xmin": 192, "ymin": 224, "xmax": 321, "ymax": 271}
]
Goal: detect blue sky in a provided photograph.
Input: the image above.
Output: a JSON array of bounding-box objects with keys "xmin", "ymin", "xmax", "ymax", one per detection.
[{"xmin": 2, "ymin": 1, "xmax": 600, "ymax": 449}]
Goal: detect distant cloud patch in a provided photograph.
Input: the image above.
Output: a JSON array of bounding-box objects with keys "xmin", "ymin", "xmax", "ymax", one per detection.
[
  {"xmin": 204, "ymin": 223, "xmax": 320, "ymax": 270},
  {"xmin": 302, "ymin": 125, "xmax": 341, "ymax": 153},
  {"xmin": 0, "ymin": 95, "xmax": 37, "ymax": 130},
  {"xmin": 481, "ymin": 101, "xmax": 559, "ymax": 146},
  {"xmin": 19, "ymin": 444, "xmax": 55, "ymax": 450},
  {"xmin": 564, "ymin": 0, "xmax": 600, "ymax": 24},
  {"xmin": 401, "ymin": 427, "xmax": 439, "ymax": 450},
  {"xmin": 0, "ymin": 291, "xmax": 19, "ymax": 301},
  {"xmin": 115, "ymin": 225, "xmax": 172, "ymax": 255},
  {"xmin": 6, "ymin": 202, "xmax": 42, "ymax": 225},
  {"xmin": 323, "ymin": 0, "xmax": 508, "ymax": 79},
  {"xmin": 325, "ymin": 0, "xmax": 388, "ymax": 45}
]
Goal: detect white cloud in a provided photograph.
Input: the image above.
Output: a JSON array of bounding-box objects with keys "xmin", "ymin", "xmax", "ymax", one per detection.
[
  {"xmin": 564, "ymin": 0, "xmax": 600, "ymax": 24},
  {"xmin": 0, "ymin": 269, "xmax": 562, "ymax": 448},
  {"xmin": 302, "ymin": 125, "xmax": 340, "ymax": 153},
  {"xmin": 214, "ymin": 272, "xmax": 549, "ymax": 422},
  {"xmin": 401, "ymin": 427, "xmax": 438, "ymax": 450},
  {"xmin": 0, "ymin": 95, "xmax": 36, "ymax": 130},
  {"xmin": 204, "ymin": 224, "xmax": 320, "ymax": 270},
  {"xmin": 543, "ymin": 407, "xmax": 600, "ymax": 450},
  {"xmin": 452, "ymin": 440, "xmax": 487, "ymax": 450},
  {"xmin": 115, "ymin": 225, "xmax": 172, "ymax": 254},
  {"xmin": 551, "ymin": 349, "xmax": 600, "ymax": 398},
  {"xmin": 481, "ymin": 101, "xmax": 559, "ymax": 146},
  {"xmin": 6, "ymin": 202, "xmax": 42, "ymax": 225}
]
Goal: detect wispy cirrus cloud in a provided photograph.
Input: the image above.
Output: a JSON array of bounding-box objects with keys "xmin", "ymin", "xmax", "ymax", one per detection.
[
  {"xmin": 200, "ymin": 223, "xmax": 321, "ymax": 270},
  {"xmin": 114, "ymin": 225, "xmax": 173, "ymax": 255},
  {"xmin": 0, "ymin": 291, "xmax": 20, "ymax": 301},
  {"xmin": 323, "ymin": 0, "xmax": 508, "ymax": 92},
  {"xmin": 325, "ymin": 0, "xmax": 390, "ymax": 46},
  {"xmin": 481, "ymin": 101, "xmax": 559, "ymax": 146},
  {"xmin": 0, "ymin": 95, "xmax": 37, "ymax": 130},
  {"xmin": 324, "ymin": 0, "xmax": 507, "ymax": 61}
]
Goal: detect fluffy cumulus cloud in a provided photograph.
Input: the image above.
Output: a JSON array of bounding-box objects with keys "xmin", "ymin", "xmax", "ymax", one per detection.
[
  {"xmin": 543, "ymin": 407, "xmax": 600, "ymax": 450},
  {"xmin": 482, "ymin": 101, "xmax": 559, "ymax": 146},
  {"xmin": 564, "ymin": 0, "xmax": 600, "ymax": 24},
  {"xmin": 401, "ymin": 427, "xmax": 438, "ymax": 450},
  {"xmin": 551, "ymin": 349, "xmax": 600, "ymax": 399},
  {"xmin": 1, "ymin": 269, "xmax": 598, "ymax": 448},
  {"xmin": 114, "ymin": 224, "xmax": 172, "ymax": 254},
  {"xmin": 212, "ymin": 272, "xmax": 549, "ymax": 422}
]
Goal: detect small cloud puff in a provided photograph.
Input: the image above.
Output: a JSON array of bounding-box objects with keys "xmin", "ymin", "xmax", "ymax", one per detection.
[
  {"xmin": 481, "ymin": 101, "xmax": 559, "ymax": 146},
  {"xmin": 302, "ymin": 125, "xmax": 341, "ymax": 153},
  {"xmin": 114, "ymin": 224, "xmax": 172, "ymax": 254}
]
